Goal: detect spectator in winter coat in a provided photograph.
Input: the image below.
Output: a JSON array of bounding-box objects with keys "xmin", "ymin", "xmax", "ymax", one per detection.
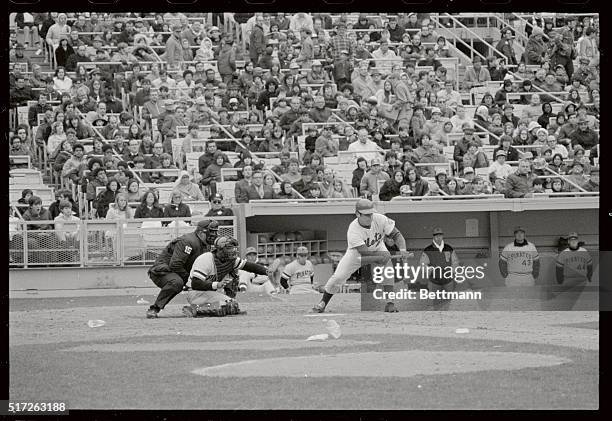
[{"xmin": 134, "ymin": 190, "xmax": 165, "ymax": 219}]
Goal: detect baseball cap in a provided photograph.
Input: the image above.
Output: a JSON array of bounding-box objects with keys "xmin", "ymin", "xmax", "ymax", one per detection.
[
  {"xmin": 229, "ymin": 98, "xmax": 239, "ymax": 104},
  {"xmin": 568, "ymin": 232, "xmax": 579, "ymax": 239},
  {"xmin": 296, "ymin": 246, "xmax": 309, "ymax": 255},
  {"xmin": 431, "ymin": 107, "xmax": 442, "ymax": 115},
  {"xmin": 513, "ymin": 226, "xmax": 525, "ymax": 233},
  {"xmin": 527, "ymin": 121, "xmax": 542, "ymax": 131},
  {"xmin": 355, "ymin": 198, "xmax": 375, "ymax": 214},
  {"xmin": 312, "ymin": 60, "xmax": 322, "ymax": 67},
  {"xmin": 496, "ymin": 150, "xmax": 507, "ymax": 157},
  {"xmin": 370, "ymin": 158, "xmax": 382, "ymax": 166},
  {"xmin": 210, "ymin": 193, "xmax": 224, "ymax": 201},
  {"xmin": 245, "ymin": 247, "xmax": 258, "ymax": 255},
  {"xmin": 196, "ymin": 219, "xmax": 219, "ymax": 232},
  {"xmin": 462, "ymin": 122, "xmax": 475, "ymax": 132},
  {"xmin": 432, "ymin": 227, "xmax": 444, "ymax": 236},
  {"xmin": 463, "ymin": 166, "xmax": 475, "ymax": 174},
  {"xmin": 290, "ymin": 62, "xmax": 300, "ymax": 69},
  {"xmin": 503, "ymin": 104, "xmax": 514, "ymax": 110}
]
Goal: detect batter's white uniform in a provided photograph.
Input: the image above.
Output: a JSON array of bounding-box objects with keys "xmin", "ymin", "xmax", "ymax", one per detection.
[
  {"xmin": 283, "ymin": 259, "xmax": 316, "ymax": 294},
  {"xmin": 187, "ymin": 253, "xmax": 247, "ymax": 306},
  {"xmin": 500, "ymin": 242, "xmax": 539, "ymax": 287},
  {"xmin": 324, "ymin": 213, "xmax": 396, "ymax": 294}
]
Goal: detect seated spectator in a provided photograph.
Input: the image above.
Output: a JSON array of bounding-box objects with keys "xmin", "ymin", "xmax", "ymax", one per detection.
[
  {"xmin": 47, "ymin": 121, "xmax": 67, "ymax": 156},
  {"xmin": 205, "ymin": 193, "xmax": 234, "ymax": 220},
  {"xmin": 16, "ymin": 189, "xmax": 33, "ymax": 215},
  {"xmin": 379, "ymin": 170, "xmax": 405, "ymax": 201},
  {"xmin": 471, "ymin": 177, "xmax": 492, "ymax": 195},
  {"xmin": 550, "ymin": 177, "xmax": 567, "ymax": 193},
  {"xmin": 48, "ymin": 189, "xmax": 79, "ymax": 220},
  {"xmin": 162, "ymin": 190, "xmax": 191, "ymax": 223},
  {"xmin": 292, "ymin": 166, "xmax": 316, "ymax": 197},
  {"xmin": 348, "ymin": 127, "xmax": 382, "ymax": 162},
  {"xmin": 446, "ymin": 178, "xmax": 461, "ymax": 196},
  {"xmin": 276, "ymin": 181, "xmax": 301, "ymax": 200},
  {"xmin": 94, "ymin": 178, "xmax": 121, "ymax": 218},
  {"xmin": 488, "ymin": 150, "xmax": 515, "ymax": 191},
  {"xmin": 569, "ymin": 117, "xmax": 598, "ymax": 151},
  {"xmin": 351, "ymin": 157, "xmax": 368, "ymax": 192},
  {"xmin": 173, "ymin": 171, "xmax": 205, "ymax": 202},
  {"xmin": 54, "ymin": 199, "xmax": 81, "ymax": 244},
  {"xmin": 200, "ymin": 152, "xmax": 232, "ymax": 195},
  {"xmin": 134, "ymin": 190, "xmax": 165, "ymax": 219},
  {"xmin": 521, "ymin": 94, "xmax": 542, "ymax": 122},
  {"xmin": 548, "ymin": 153, "xmax": 568, "ymax": 175},
  {"xmin": 504, "ymin": 159, "xmax": 536, "ymax": 198},
  {"xmin": 132, "ymin": 156, "xmax": 154, "ymax": 183},
  {"xmin": 235, "ymin": 165, "xmax": 254, "ymax": 203},
  {"xmin": 281, "ymin": 158, "xmax": 302, "ymax": 184},
  {"xmin": 571, "ymin": 146, "xmax": 592, "ymax": 175},
  {"xmin": 463, "ymin": 57, "xmax": 491, "ymax": 89},
  {"xmin": 125, "ymin": 179, "xmax": 142, "ymax": 204},
  {"xmin": 154, "ymin": 153, "xmax": 179, "ymax": 184},
  {"xmin": 61, "ymin": 143, "xmax": 87, "ymax": 185},
  {"xmin": 564, "ymin": 162, "xmax": 592, "ymax": 192},
  {"xmin": 314, "ymin": 125, "xmax": 339, "ymax": 157},
  {"xmin": 246, "ymin": 170, "xmax": 275, "ymax": 201}
]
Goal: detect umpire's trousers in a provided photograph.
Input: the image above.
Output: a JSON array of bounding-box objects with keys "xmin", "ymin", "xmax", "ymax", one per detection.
[{"xmin": 149, "ymin": 271, "xmax": 186, "ymax": 310}]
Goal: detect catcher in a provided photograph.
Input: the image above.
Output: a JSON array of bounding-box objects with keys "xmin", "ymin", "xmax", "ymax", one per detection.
[{"xmin": 182, "ymin": 236, "xmax": 275, "ymax": 317}]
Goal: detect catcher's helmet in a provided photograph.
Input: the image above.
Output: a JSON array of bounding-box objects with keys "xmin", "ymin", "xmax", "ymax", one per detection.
[{"xmin": 213, "ymin": 236, "xmax": 239, "ymax": 260}]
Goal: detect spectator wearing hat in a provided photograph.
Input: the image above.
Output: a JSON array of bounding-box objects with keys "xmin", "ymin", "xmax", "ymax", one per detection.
[
  {"xmin": 564, "ymin": 160, "xmax": 592, "ymax": 192},
  {"xmin": 329, "ymin": 20, "xmax": 355, "ymax": 62},
  {"xmin": 217, "ymin": 36, "xmax": 237, "ymax": 85},
  {"xmin": 162, "ymin": 24, "xmax": 185, "ymax": 69},
  {"xmin": 360, "ymin": 157, "xmax": 390, "ymax": 199},
  {"xmin": 494, "ymin": 135, "xmax": 520, "ymax": 162},
  {"xmin": 205, "ymin": 193, "xmax": 234, "ymax": 221},
  {"xmin": 306, "ymin": 60, "xmax": 329, "ymax": 85},
  {"xmin": 504, "ymin": 159, "xmax": 536, "ymax": 198},
  {"xmin": 525, "ymin": 26, "xmax": 547, "ymax": 65},
  {"xmin": 463, "ymin": 57, "xmax": 491, "ymax": 89},
  {"xmin": 501, "ymin": 103, "xmax": 519, "ymax": 128},
  {"xmin": 422, "ymin": 107, "xmax": 446, "ymax": 143},
  {"xmin": 308, "ymin": 96, "xmax": 332, "ymax": 123},
  {"xmin": 569, "ymin": 117, "xmax": 598, "ymax": 151},
  {"xmin": 488, "ymin": 149, "xmax": 514, "ymax": 188}
]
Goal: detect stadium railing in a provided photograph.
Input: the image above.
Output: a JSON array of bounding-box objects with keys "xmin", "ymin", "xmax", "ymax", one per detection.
[{"xmin": 9, "ymin": 216, "xmax": 237, "ymax": 269}]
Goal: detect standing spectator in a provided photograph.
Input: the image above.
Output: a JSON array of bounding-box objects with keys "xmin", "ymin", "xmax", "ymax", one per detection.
[
  {"xmin": 163, "ymin": 24, "xmax": 184, "ymax": 70},
  {"xmin": 496, "ymin": 28, "xmax": 518, "ymax": 66},
  {"xmin": 359, "ymin": 158, "xmax": 390, "ymax": 199},
  {"xmin": 217, "ymin": 37, "xmax": 237, "ymax": 85},
  {"xmin": 249, "ymin": 16, "xmax": 266, "ymax": 65},
  {"xmin": 134, "ymin": 190, "xmax": 165, "ymax": 219},
  {"xmin": 46, "ymin": 13, "xmax": 71, "ymax": 52}
]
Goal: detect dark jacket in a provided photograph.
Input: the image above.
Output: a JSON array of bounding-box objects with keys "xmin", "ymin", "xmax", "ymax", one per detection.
[
  {"xmin": 244, "ymin": 184, "xmax": 275, "ymax": 201},
  {"xmin": 421, "ymin": 243, "xmax": 459, "ymax": 285},
  {"xmin": 162, "ymin": 202, "xmax": 191, "ymax": 220},
  {"xmin": 94, "ymin": 188, "xmax": 118, "ymax": 218},
  {"xmin": 351, "ymin": 167, "xmax": 366, "ymax": 190},
  {"xmin": 134, "ymin": 204, "xmax": 165, "ymax": 219},
  {"xmin": 48, "ymin": 199, "xmax": 80, "ymax": 220},
  {"xmin": 379, "ymin": 180, "xmax": 403, "ymax": 201},
  {"xmin": 149, "ymin": 232, "xmax": 210, "ymax": 283}
]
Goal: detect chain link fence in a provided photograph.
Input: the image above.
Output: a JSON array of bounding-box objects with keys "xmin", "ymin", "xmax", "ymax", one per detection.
[{"xmin": 9, "ymin": 217, "xmax": 237, "ymax": 268}]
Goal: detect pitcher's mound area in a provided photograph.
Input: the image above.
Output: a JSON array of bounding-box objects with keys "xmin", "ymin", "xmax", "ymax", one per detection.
[{"xmin": 193, "ymin": 350, "xmax": 570, "ymax": 378}]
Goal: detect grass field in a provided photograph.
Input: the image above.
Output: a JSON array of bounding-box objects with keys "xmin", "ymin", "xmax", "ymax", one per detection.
[{"xmin": 9, "ymin": 291, "xmax": 598, "ymax": 410}]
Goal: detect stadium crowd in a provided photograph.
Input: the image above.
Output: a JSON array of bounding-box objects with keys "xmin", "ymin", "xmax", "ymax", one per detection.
[{"xmin": 8, "ymin": 12, "xmax": 600, "ymax": 251}]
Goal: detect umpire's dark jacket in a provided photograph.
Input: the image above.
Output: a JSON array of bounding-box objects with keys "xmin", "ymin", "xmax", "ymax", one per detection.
[{"xmin": 149, "ymin": 232, "xmax": 209, "ymax": 283}]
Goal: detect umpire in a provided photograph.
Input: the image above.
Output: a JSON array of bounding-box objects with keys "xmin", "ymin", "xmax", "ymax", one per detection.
[{"xmin": 146, "ymin": 220, "xmax": 220, "ymax": 318}]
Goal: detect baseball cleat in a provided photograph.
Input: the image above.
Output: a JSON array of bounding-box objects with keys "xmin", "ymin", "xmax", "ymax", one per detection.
[
  {"xmin": 182, "ymin": 305, "xmax": 197, "ymax": 318},
  {"xmin": 384, "ymin": 302, "xmax": 399, "ymax": 313},
  {"xmin": 312, "ymin": 302, "xmax": 326, "ymax": 313},
  {"xmin": 146, "ymin": 308, "xmax": 159, "ymax": 319}
]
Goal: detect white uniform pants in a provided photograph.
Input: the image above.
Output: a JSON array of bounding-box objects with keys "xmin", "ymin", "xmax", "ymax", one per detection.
[{"xmin": 324, "ymin": 248, "xmax": 393, "ymax": 294}]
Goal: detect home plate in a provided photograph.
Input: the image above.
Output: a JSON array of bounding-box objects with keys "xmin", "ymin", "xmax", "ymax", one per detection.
[
  {"xmin": 304, "ymin": 313, "xmax": 346, "ymax": 317},
  {"xmin": 192, "ymin": 350, "xmax": 571, "ymax": 378}
]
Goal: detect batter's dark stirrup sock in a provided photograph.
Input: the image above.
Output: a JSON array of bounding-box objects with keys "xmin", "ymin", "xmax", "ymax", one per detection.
[{"xmin": 322, "ymin": 292, "xmax": 333, "ymax": 305}]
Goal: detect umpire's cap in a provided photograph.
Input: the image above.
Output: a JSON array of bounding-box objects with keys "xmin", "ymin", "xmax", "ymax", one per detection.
[
  {"xmin": 196, "ymin": 219, "xmax": 219, "ymax": 233},
  {"xmin": 356, "ymin": 199, "xmax": 375, "ymax": 215}
]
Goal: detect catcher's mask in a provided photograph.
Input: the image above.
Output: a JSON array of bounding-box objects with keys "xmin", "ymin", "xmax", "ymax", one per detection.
[
  {"xmin": 214, "ymin": 236, "xmax": 239, "ymax": 261},
  {"xmin": 196, "ymin": 220, "xmax": 220, "ymax": 245}
]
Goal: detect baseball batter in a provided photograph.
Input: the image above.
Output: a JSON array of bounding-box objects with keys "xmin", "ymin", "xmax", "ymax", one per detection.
[
  {"xmin": 282, "ymin": 246, "xmax": 316, "ymax": 294},
  {"xmin": 312, "ymin": 199, "xmax": 410, "ymax": 313},
  {"xmin": 238, "ymin": 247, "xmax": 276, "ymax": 295},
  {"xmin": 556, "ymin": 232, "xmax": 593, "ymax": 286},
  {"xmin": 499, "ymin": 226, "xmax": 540, "ymax": 287},
  {"xmin": 182, "ymin": 236, "xmax": 273, "ymax": 317}
]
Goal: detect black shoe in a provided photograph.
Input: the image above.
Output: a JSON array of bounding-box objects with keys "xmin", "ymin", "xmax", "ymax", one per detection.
[
  {"xmin": 384, "ymin": 302, "xmax": 399, "ymax": 313},
  {"xmin": 146, "ymin": 307, "xmax": 159, "ymax": 319}
]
